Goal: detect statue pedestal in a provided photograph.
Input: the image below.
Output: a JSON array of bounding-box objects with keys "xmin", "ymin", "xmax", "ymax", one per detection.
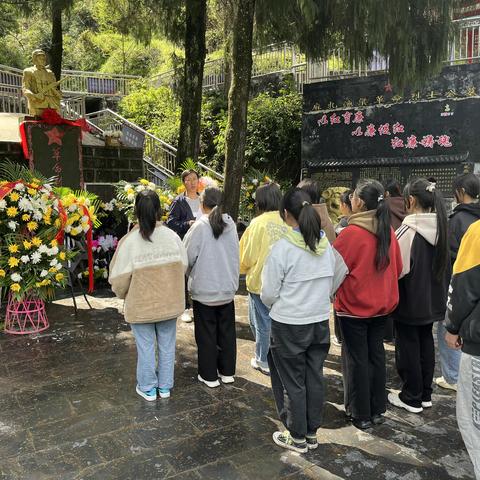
[{"xmin": 19, "ymin": 121, "xmax": 84, "ymax": 189}]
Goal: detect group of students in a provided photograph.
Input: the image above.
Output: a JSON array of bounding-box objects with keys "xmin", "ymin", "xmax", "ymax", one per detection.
[{"xmin": 108, "ymin": 169, "xmax": 480, "ymax": 472}]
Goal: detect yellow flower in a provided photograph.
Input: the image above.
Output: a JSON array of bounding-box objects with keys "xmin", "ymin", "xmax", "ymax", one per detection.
[
  {"xmin": 6, "ymin": 206, "xmax": 18, "ymax": 217},
  {"xmin": 23, "ymin": 240, "xmax": 32, "ymax": 250},
  {"xmin": 8, "ymin": 257, "xmax": 20, "ymax": 268},
  {"xmin": 140, "ymin": 179, "xmax": 149, "ymax": 186},
  {"xmin": 59, "ymin": 251, "xmax": 66, "ymax": 261},
  {"xmin": 8, "ymin": 244, "xmax": 19, "ymax": 253},
  {"xmin": 50, "ymin": 239, "xmax": 58, "ymax": 247},
  {"xmin": 0, "ymin": 269, "xmax": 5, "ymax": 277},
  {"xmin": 49, "ymin": 267, "xmax": 58, "ymax": 273},
  {"xmin": 54, "ymin": 218, "xmax": 62, "ymax": 228},
  {"xmin": 22, "ymin": 214, "xmax": 31, "ymax": 221},
  {"xmin": 27, "ymin": 221, "xmax": 38, "ymax": 232},
  {"xmin": 10, "ymin": 283, "xmax": 21, "ymax": 292},
  {"xmin": 30, "ymin": 182, "xmax": 39, "ymax": 189},
  {"xmin": 127, "ymin": 188, "xmax": 135, "ymax": 195},
  {"xmin": 9, "ymin": 192, "xmax": 20, "ymax": 202},
  {"xmin": 43, "ymin": 215, "xmax": 51, "ymax": 225},
  {"xmin": 55, "ymin": 273, "xmax": 64, "ymax": 282},
  {"xmin": 27, "ymin": 188, "xmax": 36, "ymax": 196},
  {"xmin": 31, "ymin": 237, "xmax": 42, "ymax": 247},
  {"xmin": 41, "ymin": 279, "xmax": 51, "ymax": 286}
]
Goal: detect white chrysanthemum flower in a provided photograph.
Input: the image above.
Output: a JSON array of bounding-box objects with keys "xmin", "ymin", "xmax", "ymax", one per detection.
[
  {"xmin": 81, "ymin": 215, "xmax": 89, "ymax": 224},
  {"xmin": 20, "ymin": 255, "xmax": 30, "ymax": 263},
  {"xmin": 50, "ymin": 246, "xmax": 59, "ymax": 256},
  {"xmin": 82, "ymin": 223, "xmax": 90, "ymax": 233},
  {"xmin": 148, "ymin": 182, "xmax": 156, "ymax": 190},
  {"xmin": 68, "ymin": 204, "xmax": 77, "ymax": 212},
  {"xmin": 14, "ymin": 183, "xmax": 25, "ymax": 191},
  {"xmin": 0, "ymin": 199, "xmax": 6, "ymax": 210},
  {"xmin": 18, "ymin": 198, "xmax": 32, "ymax": 212},
  {"xmin": 135, "ymin": 185, "xmax": 145, "ymax": 193},
  {"xmin": 33, "ymin": 211, "xmax": 43, "ymax": 221},
  {"xmin": 127, "ymin": 193, "xmax": 135, "ymax": 201},
  {"xmin": 31, "ymin": 252, "xmax": 42, "ymax": 264},
  {"xmin": 94, "ymin": 265, "xmax": 99, "ymax": 271},
  {"xmin": 50, "ymin": 259, "xmax": 59, "ymax": 267},
  {"xmin": 64, "ymin": 225, "xmax": 72, "ymax": 233},
  {"xmin": 103, "ymin": 271, "xmax": 108, "ymax": 279},
  {"xmin": 7, "ymin": 221, "xmax": 18, "ymax": 231},
  {"xmin": 77, "ymin": 273, "xmax": 83, "ymax": 279},
  {"xmin": 10, "ymin": 273, "xmax": 22, "ymax": 282},
  {"xmin": 40, "ymin": 269, "xmax": 48, "ymax": 278},
  {"xmin": 39, "ymin": 245, "xmax": 48, "ymax": 254},
  {"xmin": 43, "ymin": 184, "xmax": 52, "ymax": 191},
  {"xmin": 123, "ymin": 183, "xmax": 133, "ymax": 192}
]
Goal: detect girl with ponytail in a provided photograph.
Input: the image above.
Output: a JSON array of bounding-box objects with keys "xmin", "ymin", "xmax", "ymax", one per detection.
[
  {"xmin": 389, "ymin": 178, "xmax": 451, "ymax": 414},
  {"xmin": 332, "ymin": 179, "xmax": 403, "ymax": 430},
  {"xmin": 109, "ymin": 190, "xmax": 188, "ymax": 401},
  {"xmin": 183, "ymin": 187, "xmax": 240, "ymax": 388},
  {"xmin": 261, "ymin": 188, "xmax": 336, "ymax": 453}
]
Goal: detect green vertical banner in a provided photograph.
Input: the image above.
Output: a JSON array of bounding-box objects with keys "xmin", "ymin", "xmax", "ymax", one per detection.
[{"xmin": 20, "ymin": 122, "xmax": 84, "ymax": 189}]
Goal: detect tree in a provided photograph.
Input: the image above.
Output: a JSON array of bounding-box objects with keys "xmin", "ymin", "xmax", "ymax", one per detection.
[
  {"xmin": 222, "ymin": 0, "xmax": 455, "ymax": 220},
  {"xmin": 222, "ymin": 0, "xmax": 255, "ymax": 219},
  {"xmin": 175, "ymin": 0, "xmax": 208, "ymax": 169}
]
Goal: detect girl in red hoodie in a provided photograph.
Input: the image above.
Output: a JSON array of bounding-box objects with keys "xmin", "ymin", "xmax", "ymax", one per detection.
[{"xmin": 333, "ymin": 179, "xmax": 403, "ymax": 429}]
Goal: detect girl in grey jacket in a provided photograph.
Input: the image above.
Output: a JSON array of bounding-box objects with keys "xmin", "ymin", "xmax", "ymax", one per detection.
[
  {"xmin": 183, "ymin": 187, "xmax": 239, "ymax": 388},
  {"xmin": 261, "ymin": 188, "xmax": 335, "ymax": 454}
]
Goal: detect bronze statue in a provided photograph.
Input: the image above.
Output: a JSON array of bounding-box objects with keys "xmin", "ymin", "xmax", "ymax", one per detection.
[{"xmin": 22, "ymin": 49, "xmax": 62, "ymax": 116}]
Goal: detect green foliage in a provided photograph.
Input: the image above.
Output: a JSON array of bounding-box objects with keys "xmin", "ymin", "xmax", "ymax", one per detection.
[{"xmin": 118, "ymin": 84, "xmax": 181, "ymax": 145}]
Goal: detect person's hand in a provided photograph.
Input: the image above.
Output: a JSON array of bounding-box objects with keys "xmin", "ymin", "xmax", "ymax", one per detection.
[
  {"xmin": 445, "ymin": 332, "xmax": 462, "ymax": 350},
  {"xmin": 188, "ymin": 220, "xmax": 195, "ymax": 226}
]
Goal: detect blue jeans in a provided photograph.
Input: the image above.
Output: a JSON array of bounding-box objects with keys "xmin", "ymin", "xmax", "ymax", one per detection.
[
  {"xmin": 130, "ymin": 319, "xmax": 177, "ymax": 391},
  {"xmin": 437, "ymin": 320, "xmax": 461, "ymax": 384},
  {"xmin": 248, "ymin": 293, "xmax": 271, "ymax": 369}
]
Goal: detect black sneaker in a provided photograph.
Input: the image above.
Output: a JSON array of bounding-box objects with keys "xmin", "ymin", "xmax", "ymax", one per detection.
[
  {"xmin": 272, "ymin": 431, "xmax": 308, "ymax": 453},
  {"xmin": 305, "ymin": 434, "xmax": 318, "ymax": 450},
  {"xmin": 371, "ymin": 414, "xmax": 386, "ymax": 425}
]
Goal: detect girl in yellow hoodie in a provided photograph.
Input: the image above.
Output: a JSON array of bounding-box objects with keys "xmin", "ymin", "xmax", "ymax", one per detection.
[{"xmin": 239, "ymin": 183, "xmax": 287, "ymax": 375}]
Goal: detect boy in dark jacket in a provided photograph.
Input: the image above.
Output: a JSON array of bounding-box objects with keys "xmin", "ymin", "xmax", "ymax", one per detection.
[{"xmin": 445, "ymin": 219, "xmax": 480, "ymax": 478}]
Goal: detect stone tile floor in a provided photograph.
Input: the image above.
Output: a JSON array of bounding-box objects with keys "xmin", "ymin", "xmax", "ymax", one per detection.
[{"xmin": 0, "ymin": 291, "xmax": 474, "ymax": 480}]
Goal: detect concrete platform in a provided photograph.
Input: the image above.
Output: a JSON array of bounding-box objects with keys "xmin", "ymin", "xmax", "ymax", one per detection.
[{"xmin": 0, "ymin": 292, "xmax": 473, "ymax": 479}]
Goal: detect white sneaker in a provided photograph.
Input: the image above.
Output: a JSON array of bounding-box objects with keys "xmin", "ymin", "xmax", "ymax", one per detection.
[
  {"xmin": 180, "ymin": 309, "xmax": 193, "ymax": 323},
  {"xmin": 250, "ymin": 357, "xmax": 270, "ymax": 375},
  {"xmin": 388, "ymin": 392, "xmax": 423, "ymax": 414},
  {"xmin": 422, "ymin": 401, "xmax": 432, "ymax": 408},
  {"xmin": 435, "ymin": 376, "xmax": 457, "ymax": 391},
  {"xmin": 197, "ymin": 374, "xmax": 220, "ymax": 388},
  {"xmin": 219, "ymin": 374, "xmax": 235, "ymax": 384}
]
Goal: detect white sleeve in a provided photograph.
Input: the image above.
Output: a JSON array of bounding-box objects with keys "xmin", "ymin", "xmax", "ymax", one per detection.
[{"xmin": 260, "ymin": 244, "xmax": 284, "ymax": 309}]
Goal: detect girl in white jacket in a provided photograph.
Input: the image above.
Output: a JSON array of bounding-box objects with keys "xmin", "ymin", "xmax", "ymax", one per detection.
[{"xmin": 261, "ymin": 188, "xmax": 335, "ymax": 454}]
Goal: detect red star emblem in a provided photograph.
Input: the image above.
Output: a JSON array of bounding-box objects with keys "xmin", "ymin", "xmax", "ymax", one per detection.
[
  {"xmin": 384, "ymin": 83, "xmax": 393, "ymax": 93},
  {"xmin": 44, "ymin": 127, "xmax": 66, "ymax": 146}
]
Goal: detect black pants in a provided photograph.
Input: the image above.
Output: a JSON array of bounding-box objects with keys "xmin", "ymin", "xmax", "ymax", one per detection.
[
  {"xmin": 394, "ymin": 321, "xmax": 434, "ymax": 408},
  {"xmin": 340, "ymin": 316, "xmax": 387, "ymax": 421},
  {"xmin": 268, "ymin": 320, "xmax": 330, "ymax": 440},
  {"xmin": 334, "ymin": 311, "xmax": 343, "ymax": 343},
  {"xmin": 384, "ymin": 315, "xmax": 395, "ymax": 342},
  {"xmin": 193, "ymin": 300, "xmax": 236, "ymax": 381}
]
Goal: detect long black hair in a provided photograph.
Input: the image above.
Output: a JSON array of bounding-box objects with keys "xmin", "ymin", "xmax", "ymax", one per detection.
[
  {"xmin": 135, "ymin": 189, "xmax": 161, "ymax": 242},
  {"xmin": 355, "ymin": 179, "xmax": 391, "ymax": 270},
  {"xmin": 404, "ymin": 178, "xmax": 450, "ymax": 280},
  {"xmin": 340, "ymin": 189, "xmax": 353, "ymax": 212},
  {"xmin": 280, "ymin": 188, "xmax": 322, "ymax": 252},
  {"xmin": 201, "ymin": 187, "xmax": 226, "ymax": 239},
  {"xmin": 453, "ymin": 173, "xmax": 480, "ymax": 202},
  {"xmin": 297, "ymin": 178, "xmax": 321, "ymax": 204},
  {"xmin": 383, "ymin": 178, "xmax": 403, "ymax": 197}
]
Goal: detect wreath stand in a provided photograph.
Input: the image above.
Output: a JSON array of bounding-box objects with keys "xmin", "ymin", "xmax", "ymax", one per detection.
[
  {"xmin": 65, "ymin": 236, "xmax": 93, "ymax": 314},
  {"xmin": 4, "ymin": 294, "xmax": 49, "ymax": 335}
]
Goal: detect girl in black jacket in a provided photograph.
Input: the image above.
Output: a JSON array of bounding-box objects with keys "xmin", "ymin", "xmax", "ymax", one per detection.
[{"xmin": 389, "ymin": 178, "xmax": 451, "ymax": 414}]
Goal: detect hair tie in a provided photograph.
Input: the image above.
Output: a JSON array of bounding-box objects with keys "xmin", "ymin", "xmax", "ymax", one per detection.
[
  {"xmin": 302, "ymin": 200, "xmax": 310, "ymax": 207},
  {"xmin": 377, "ymin": 195, "xmax": 384, "ymax": 202},
  {"xmin": 426, "ymin": 182, "xmax": 436, "ymax": 193}
]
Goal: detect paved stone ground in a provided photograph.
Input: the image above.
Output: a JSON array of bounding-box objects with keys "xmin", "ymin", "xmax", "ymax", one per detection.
[{"xmin": 0, "ymin": 291, "xmax": 474, "ymax": 480}]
